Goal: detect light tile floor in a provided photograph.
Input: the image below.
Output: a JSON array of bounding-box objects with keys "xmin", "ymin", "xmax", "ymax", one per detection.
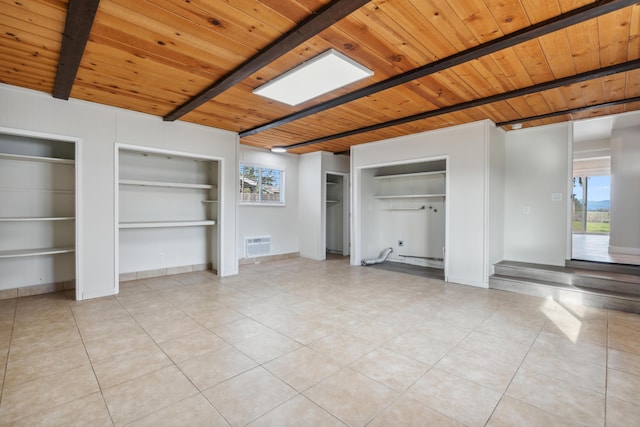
[{"xmin": 1, "ymin": 257, "xmax": 639, "ymax": 426}]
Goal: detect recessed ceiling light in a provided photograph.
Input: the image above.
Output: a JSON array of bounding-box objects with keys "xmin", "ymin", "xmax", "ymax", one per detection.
[
  {"xmin": 270, "ymin": 146, "xmax": 287, "ymax": 153},
  {"xmin": 511, "ymin": 123, "xmax": 523, "ymax": 130},
  {"xmin": 253, "ymin": 49, "xmax": 373, "ymax": 106}
]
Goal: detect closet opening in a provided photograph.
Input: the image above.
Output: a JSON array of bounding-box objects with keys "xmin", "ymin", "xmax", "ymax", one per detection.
[
  {"xmin": 325, "ymin": 172, "xmax": 349, "ymax": 258},
  {"xmin": 358, "ymin": 158, "xmax": 447, "ymax": 279},
  {"xmin": 115, "ymin": 145, "xmax": 222, "ymax": 288}
]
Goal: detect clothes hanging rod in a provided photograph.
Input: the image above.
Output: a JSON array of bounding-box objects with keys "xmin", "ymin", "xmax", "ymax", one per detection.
[{"xmin": 383, "ymin": 205, "xmax": 425, "ymax": 211}]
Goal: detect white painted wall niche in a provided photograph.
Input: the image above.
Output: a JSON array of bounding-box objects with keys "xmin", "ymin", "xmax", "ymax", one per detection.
[
  {"xmin": 359, "ymin": 160, "xmax": 447, "ymax": 269},
  {"xmin": 115, "ymin": 144, "xmax": 223, "ymax": 284},
  {"xmin": 0, "ymin": 127, "xmax": 83, "ymax": 299}
]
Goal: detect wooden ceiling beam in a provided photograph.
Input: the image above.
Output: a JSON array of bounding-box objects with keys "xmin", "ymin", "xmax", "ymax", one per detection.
[
  {"xmin": 240, "ymin": 0, "xmax": 637, "ymax": 138},
  {"xmin": 163, "ymin": 0, "xmax": 370, "ymax": 122},
  {"xmin": 281, "ymin": 59, "xmax": 640, "ymax": 150},
  {"xmin": 496, "ymin": 96, "xmax": 640, "ymax": 127},
  {"xmin": 53, "ymin": 0, "xmax": 101, "ymax": 100}
]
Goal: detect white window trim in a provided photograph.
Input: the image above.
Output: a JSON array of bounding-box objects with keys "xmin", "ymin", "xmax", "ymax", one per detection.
[{"xmin": 240, "ymin": 162, "xmax": 286, "ymax": 206}]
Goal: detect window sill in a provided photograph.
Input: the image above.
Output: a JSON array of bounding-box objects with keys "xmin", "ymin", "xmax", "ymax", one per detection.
[{"xmin": 240, "ymin": 202, "xmax": 286, "ymax": 207}]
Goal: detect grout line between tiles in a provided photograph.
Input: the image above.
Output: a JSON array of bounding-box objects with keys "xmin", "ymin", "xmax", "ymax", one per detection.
[
  {"xmin": 0, "ymin": 298, "xmax": 18, "ymax": 409},
  {"xmin": 69, "ymin": 300, "xmax": 117, "ymax": 426}
]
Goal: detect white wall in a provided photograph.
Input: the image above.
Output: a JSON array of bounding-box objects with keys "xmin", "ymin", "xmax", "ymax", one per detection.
[
  {"xmin": 609, "ymin": 127, "xmax": 640, "ymax": 255},
  {"xmin": 503, "ymin": 123, "xmax": 570, "ymax": 266},
  {"xmin": 322, "ymin": 151, "xmax": 350, "ymax": 174},
  {"xmin": 352, "ymin": 120, "xmax": 500, "ymax": 288},
  {"xmin": 238, "ymin": 146, "xmax": 299, "ymax": 258},
  {"xmin": 0, "ymin": 84, "xmax": 238, "ymax": 300},
  {"xmin": 298, "ymin": 152, "xmax": 323, "ymax": 259},
  {"xmin": 487, "ymin": 124, "xmax": 506, "ymax": 277}
]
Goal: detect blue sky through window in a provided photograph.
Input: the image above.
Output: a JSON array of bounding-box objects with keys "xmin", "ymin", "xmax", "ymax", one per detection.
[{"xmin": 573, "ymin": 175, "xmax": 610, "ymax": 203}]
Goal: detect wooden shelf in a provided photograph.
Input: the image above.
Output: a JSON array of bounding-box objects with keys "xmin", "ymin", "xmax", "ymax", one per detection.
[
  {"xmin": 0, "ymin": 152, "xmax": 75, "ymax": 165},
  {"xmin": 0, "ymin": 217, "xmax": 75, "ymax": 222},
  {"xmin": 119, "ymin": 220, "xmax": 216, "ymax": 229},
  {"xmin": 119, "ymin": 179, "xmax": 214, "ymax": 190},
  {"xmin": 374, "ymin": 194, "xmax": 446, "ymax": 199},
  {"xmin": 374, "ymin": 170, "xmax": 445, "ymax": 180},
  {"xmin": 0, "ymin": 247, "xmax": 75, "ymax": 259}
]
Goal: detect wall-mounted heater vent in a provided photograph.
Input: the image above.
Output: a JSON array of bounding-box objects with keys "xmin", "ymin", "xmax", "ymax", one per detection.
[{"xmin": 245, "ymin": 236, "xmax": 271, "ymax": 257}]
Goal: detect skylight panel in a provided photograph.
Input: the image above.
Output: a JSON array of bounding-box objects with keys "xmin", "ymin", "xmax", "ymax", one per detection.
[{"xmin": 253, "ymin": 49, "xmax": 373, "ymax": 106}]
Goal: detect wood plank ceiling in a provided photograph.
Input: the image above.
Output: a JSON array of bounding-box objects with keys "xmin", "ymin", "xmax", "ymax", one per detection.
[{"xmin": 1, "ymin": 0, "xmax": 638, "ymax": 154}]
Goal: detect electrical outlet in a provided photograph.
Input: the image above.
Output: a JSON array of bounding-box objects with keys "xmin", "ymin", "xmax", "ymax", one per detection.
[{"xmin": 398, "ymin": 240, "xmax": 404, "ymax": 247}]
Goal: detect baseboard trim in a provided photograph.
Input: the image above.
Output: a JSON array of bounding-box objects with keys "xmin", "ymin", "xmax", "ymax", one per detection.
[
  {"xmin": 119, "ymin": 263, "xmax": 213, "ymax": 282},
  {"xmin": 239, "ymin": 252, "xmax": 300, "ymax": 265},
  {"xmin": 609, "ymin": 246, "xmax": 640, "ymax": 256},
  {"xmin": 0, "ymin": 279, "xmax": 76, "ymax": 301}
]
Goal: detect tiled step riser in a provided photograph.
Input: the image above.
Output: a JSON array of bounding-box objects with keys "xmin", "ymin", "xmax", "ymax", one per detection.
[
  {"xmin": 493, "ymin": 265, "xmax": 640, "ymax": 296},
  {"xmin": 489, "ymin": 277, "xmax": 640, "ymax": 314}
]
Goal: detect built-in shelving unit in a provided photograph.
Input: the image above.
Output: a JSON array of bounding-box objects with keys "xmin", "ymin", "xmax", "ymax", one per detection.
[
  {"xmin": 118, "ymin": 147, "xmax": 220, "ymax": 279},
  {"xmin": 363, "ymin": 160, "xmax": 447, "ymax": 271},
  {"xmin": 374, "ymin": 170, "xmax": 446, "ymax": 200},
  {"xmin": 0, "ymin": 130, "xmax": 78, "ymax": 296}
]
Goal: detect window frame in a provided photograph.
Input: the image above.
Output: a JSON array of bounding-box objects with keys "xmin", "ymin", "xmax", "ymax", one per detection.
[{"xmin": 239, "ymin": 162, "xmax": 286, "ymax": 206}]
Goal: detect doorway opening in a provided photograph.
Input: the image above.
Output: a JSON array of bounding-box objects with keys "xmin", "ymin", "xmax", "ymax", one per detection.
[
  {"xmin": 571, "ymin": 114, "xmax": 640, "ymax": 266},
  {"xmin": 325, "ymin": 172, "xmax": 349, "ymax": 258},
  {"xmin": 571, "ymin": 175, "xmax": 612, "ymax": 262}
]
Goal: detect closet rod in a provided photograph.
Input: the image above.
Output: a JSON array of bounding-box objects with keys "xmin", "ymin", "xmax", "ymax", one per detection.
[{"xmin": 383, "ymin": 205, "xmax": 425, "ymax": 211}]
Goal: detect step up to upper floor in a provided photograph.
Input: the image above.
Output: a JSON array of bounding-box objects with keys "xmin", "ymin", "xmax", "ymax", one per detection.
[
  {"xmin": 493, "ymin": 260, "xmax": 640, "ymax": 296},
  {"xmin": 489, "ymin": 274, "xmax": 640, "ymax": 314},
  {"xmin": 566, "ymin": 259, "xmax": 640, "ymax": 276},
  {"xmin": 489, "ymin": 260, "xmax": 640, "ymax": 314}
]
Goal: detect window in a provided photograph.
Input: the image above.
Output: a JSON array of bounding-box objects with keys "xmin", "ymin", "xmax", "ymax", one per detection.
[
  {"xmin": 572, "ymin": 175, "xmax": 610, "ymax": 233},
  {"xmin": 240, "ymin": 164, "xmax": 284, "ymax": 204}
]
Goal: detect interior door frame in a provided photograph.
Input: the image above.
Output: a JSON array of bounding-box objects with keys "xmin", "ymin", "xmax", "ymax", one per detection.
[{"xmin": 323, "ymin": 171, "xmax": 350, "ymax": 258}]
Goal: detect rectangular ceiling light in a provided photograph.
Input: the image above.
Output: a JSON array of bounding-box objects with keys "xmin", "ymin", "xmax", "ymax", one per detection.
[{"xmin": 253, "ymin": 49, "xmax": 373, "ymax": 106}]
